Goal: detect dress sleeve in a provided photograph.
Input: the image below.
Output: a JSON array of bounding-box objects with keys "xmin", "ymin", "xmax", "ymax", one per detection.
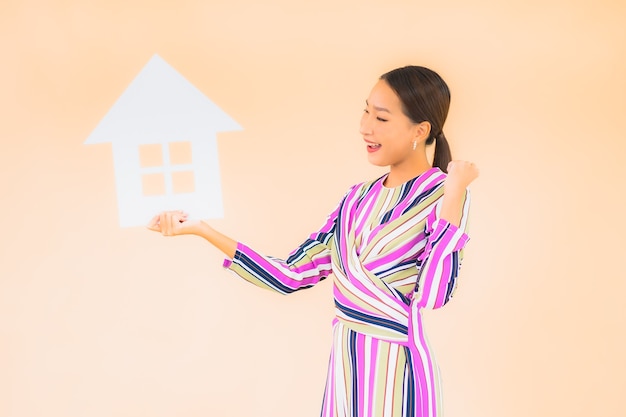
[
  {"xmin": 411, "ymin": 188, "xmax": 471, "ymax": 309},
  {"xmin": 222, "ymin": 200, "xmax": 342, "ymax": 295}
]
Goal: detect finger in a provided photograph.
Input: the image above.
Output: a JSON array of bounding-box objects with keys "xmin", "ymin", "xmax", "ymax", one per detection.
[
  {"xmin": 165, "ymin": 211, "xmax": 181, "ymax": 235},
  {"xmin": 160, "ymin": 212, "xmax": 171, "ymax": 235},
  {"xmin": 146, "ymin": 214, "xmax": 161, "ymax": 231},
  {"xmin": 167, "ymin": 212, "xmax": 179, "ymax": 235}
]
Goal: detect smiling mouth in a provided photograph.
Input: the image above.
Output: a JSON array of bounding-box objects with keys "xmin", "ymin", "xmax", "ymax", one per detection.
[{"xmin": 366, "ymin": 142, "xmax": 381, "ymax": 153}]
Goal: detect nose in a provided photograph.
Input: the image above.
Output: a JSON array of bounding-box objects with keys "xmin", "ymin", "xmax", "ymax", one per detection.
[{"xmin": 360, "ymin": 112, "xmax": 373, "ymax": 136}]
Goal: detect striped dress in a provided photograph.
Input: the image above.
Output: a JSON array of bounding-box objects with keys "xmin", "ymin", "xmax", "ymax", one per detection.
[{"xmin": 223, "ymin": 167, "xmax": 471, "ymax": 417}]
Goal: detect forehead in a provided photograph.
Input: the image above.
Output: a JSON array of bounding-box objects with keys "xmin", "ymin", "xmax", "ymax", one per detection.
[{"xmin": 367, "ymin": 79, "xmax": 402, "ymax": 110}]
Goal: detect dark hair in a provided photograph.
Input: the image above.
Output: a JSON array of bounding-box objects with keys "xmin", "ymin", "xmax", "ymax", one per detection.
[{"xmin": 380, "ymin": 66, "xmax": 452, "ymax": 172}]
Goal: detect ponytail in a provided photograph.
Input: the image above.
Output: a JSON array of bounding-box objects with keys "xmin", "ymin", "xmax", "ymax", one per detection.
[{"xmin": 432, "ymin": 132, "xmax": 452, "ymax": 173}]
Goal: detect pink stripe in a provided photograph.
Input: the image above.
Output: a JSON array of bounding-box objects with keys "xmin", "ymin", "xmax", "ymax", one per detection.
[
  {"xmin": 238, "ymin": 242, "xmax": 333, "ymax": 274},
  {"xmin": 338, "ymin": 186, "xmax": 361, "ymax": 267},
  {"xmin": 354, "ymin": 185, "xmax": 381, "ymax": 239},
  {"xmin": 435, "ymin": 256, "xmax": 453, "ymax": 308},
  {"xmin": 432, "ymin": 265, "xmax": 448, "ymax": 308},
  {"xmin": 259, "ymin": 254, "xmax": 333, "ymax": 275},
  {"xmin": 386, "ymin": 169, "xmax": 444, "ymax": 221},
  {"xmin": 429, "ymin": 232, "xmax": 454, "ymax": 307},
  {"xmin": 333, "ymin": 284, "xmax": 360, "ymax": 310},
  {"xmin": 356, "ymin": 332, "xmax": 366, "ymax": 413},
  {"xmin": 415, "ymin": 222, "xmax": 461, "ymax": 308},
  {"xmin": 333, "ymin": 281, "xmax": 383, "ymax": 318},
  {"xmin": 334, "ymin": 272, "xmax": 395, "ymax": 319},
  {"xmin": 368, "ymin": 337, "xmax": 378, "ymax": 414},
  {"xmin": 431, "ymin": 219, "xmax": 469, "ymax": 252},
  {"xmin": 333, "ymin": 283, "xmax": 408, "ymax": 338},
  {"xmin": 411, "ymin": 312, "xmax": 436, "ymax": 417},
  {"xmin": 364, "ymin": 237, "xmax": 424, "ymax": 270},
  {"xmin": 421, "ymin": 223, "xmax": 468, "ymax": 308},
  {"xmin": 336, "ymin": 251, "xmax": 387, "ymax": 309},
  {"xmin": 244, "ymin": 249, "xmax": 327, "ymax": 289}
]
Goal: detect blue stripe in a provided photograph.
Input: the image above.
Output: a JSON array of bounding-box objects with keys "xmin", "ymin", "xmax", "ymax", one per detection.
[
  {"xmin": 430, "ymin": 222, "xmax": 449, "ymax": 247},
  {"xmin": 376, "ymin": 259, "xmax": 416, "ymax": 277},
  {"xmin": 285, "ymin": 234, "xmax": 333, "ymax": 264},
  {"xmin": 238, "ymin": 252, "xmax": 326, "ymax": 294},
  {"xmin": 335, "ymin": 300, "xmax": 408, "ymax": 335},
  {"xmin": 401, "ymin": 185, "xmax": 442, "ymax": 216},
  {"xmin": 404, "ymin": 346, "xmax": 416, "ymax": 416},
  {"xmin": 444, "ymin": 251, "xmax": 459, "ymax": 304},
  {"xmin": 348, "ymin": 329, "xmax": 358, "ymax": 417}
]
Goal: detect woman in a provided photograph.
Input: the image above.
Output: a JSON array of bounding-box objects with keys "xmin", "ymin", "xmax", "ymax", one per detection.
[{"xmin": 148, "ymin": 65, "xmax": 479, "ymax": 417}]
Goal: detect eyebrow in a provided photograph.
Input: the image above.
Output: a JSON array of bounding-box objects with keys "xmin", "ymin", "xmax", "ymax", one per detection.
[{"xmin": 365, "ymin": 100, "xmax": 391, "ymax": 113}]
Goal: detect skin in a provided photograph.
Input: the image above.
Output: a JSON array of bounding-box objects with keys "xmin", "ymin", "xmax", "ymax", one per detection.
[
  {"xmin": 361, "ymin": 79, "xmax": 479, "ymax": 227},
  {"xmin": 147, "ymin": 79, "xmax": 479, "ymax": 256}
]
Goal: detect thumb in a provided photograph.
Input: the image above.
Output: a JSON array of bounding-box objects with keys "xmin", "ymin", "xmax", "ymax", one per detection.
[{"xmin": 146, "ymin": 214, "xmax": 161, "ymax": 231}]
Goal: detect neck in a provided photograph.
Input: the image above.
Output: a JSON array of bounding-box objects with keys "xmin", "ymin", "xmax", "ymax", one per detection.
[{"xmin": 384, "ymin": 155, "xmax": 432, "ymax": 188}]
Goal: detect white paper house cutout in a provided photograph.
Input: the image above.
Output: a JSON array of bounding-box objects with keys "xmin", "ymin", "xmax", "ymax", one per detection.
[{"xmin": 85, "ymin": 54, "xmax": 241, "ymax": 228}]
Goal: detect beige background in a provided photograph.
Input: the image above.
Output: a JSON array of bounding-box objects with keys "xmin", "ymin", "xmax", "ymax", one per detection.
[{"xmin": 1, "ymin": 0, "xmax": 625, "ymax": 416}]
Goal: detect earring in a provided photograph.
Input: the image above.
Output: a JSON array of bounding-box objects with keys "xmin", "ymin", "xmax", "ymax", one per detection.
[{"xmin": 412, "ymin": 141, "xmax": 417, "ymax": 151}]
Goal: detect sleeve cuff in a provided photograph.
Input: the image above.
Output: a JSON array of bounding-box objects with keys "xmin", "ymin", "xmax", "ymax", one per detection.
[
  {"xmin": 222, "ymin": 242, "xmax": 246, "ymax": 269},
  {"xmin": 430, "ymin": 218, "xmax": 470, "ymax": 252}
]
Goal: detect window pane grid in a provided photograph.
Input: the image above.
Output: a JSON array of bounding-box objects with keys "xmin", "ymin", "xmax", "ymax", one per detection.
[{"xmin": 139, "ymin": 142, "xmax": 195, "ymax": 196}]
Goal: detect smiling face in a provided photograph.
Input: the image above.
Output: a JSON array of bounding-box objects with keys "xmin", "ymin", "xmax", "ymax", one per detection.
[{"xmin": 360, "ymin": 79, "xmax": 430, "ymax": 170}]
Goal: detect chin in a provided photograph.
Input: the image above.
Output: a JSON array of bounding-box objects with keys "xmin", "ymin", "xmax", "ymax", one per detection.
[{"xmin": 367, "ymin": 154, "xmax": 388, "ymax": 167}]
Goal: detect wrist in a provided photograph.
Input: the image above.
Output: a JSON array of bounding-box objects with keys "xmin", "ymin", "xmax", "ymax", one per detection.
[
  {"xmin": 443, "ymin": 182, "xmax": 466, "ymax": 195},
  {"xmin": 179, "ymin": 219, "xmax": 203, "ymax": 236}
]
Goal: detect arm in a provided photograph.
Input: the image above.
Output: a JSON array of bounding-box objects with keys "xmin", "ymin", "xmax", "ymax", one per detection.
[
  {"xmin": 412, "ymin": 189, "xmax": 471, "ymax": 309},
  {"xmin": 411, "ymin": 160, "xmax": 478, "ymax": 309},
  {"xmin": 439, "ymin": 160, "xmax": 479, "ymax": 227},
  {"xmin": 147, "ymin": 198, "xmax": 343, "ymax": 295},
  {"xmin": 223, "ymin": 232, "xmax": 335, "ymax": 295},
  {"xmin": 223, "ymin": 197, "xmax": 343, "ymax": 294}
]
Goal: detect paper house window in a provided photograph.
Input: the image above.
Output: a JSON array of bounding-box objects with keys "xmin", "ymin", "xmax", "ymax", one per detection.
[{"xmin": 139, "ymin": 142, "xmax": 195, "ymax": 196}]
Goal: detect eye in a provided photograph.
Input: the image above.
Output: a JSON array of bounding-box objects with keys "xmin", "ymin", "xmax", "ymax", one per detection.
[
  {"xmin": 377, "ymin": 117, "xmax": 388, "ymax": 122},
  {"xmin": 363, "ymin": 108, "xmax": 369, "ymax": 114}
]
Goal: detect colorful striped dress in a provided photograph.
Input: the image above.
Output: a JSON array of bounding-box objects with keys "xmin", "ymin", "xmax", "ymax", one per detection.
[{"xmin": 223, "ymin": 167, "xmax": 471, "ymax": 417}]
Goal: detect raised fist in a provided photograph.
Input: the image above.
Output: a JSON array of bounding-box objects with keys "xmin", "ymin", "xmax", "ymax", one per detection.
[{"xmin": 445, "ymin": 160, "xmax": 479, "ymax": 190}]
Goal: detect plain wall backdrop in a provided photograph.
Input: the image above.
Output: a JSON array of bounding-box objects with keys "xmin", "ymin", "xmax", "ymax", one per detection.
[{"xmin": 1, "ymin": 0, "xmax": 625, "ymax": 416}]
